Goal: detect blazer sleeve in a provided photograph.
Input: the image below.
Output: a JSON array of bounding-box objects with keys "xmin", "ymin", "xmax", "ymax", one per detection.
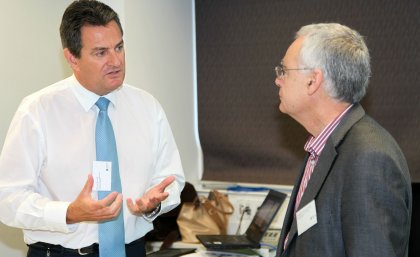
[{"xmin": 340, "ymin": 150, "xmax": 411, "ymax": 257}]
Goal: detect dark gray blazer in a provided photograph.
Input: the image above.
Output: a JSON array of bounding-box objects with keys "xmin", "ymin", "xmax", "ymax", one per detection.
[{"xmin": 276, "ymin": 104, "xmax": 412, "ymax": 257}]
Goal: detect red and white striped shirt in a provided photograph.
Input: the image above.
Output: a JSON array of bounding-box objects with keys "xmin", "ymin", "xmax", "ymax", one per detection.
[
  {"xmin": 284, "ymin": 104, "xmax": 353, "ymax": 249},
  {"xmin": 294, "ymin": 104, "xmax": 353, "ymax": 211}
]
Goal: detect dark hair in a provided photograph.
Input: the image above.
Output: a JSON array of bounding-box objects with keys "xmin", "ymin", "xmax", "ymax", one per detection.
[{"xmin": 59, "ymin": 0, "xmax": 123, "ymax": 58}]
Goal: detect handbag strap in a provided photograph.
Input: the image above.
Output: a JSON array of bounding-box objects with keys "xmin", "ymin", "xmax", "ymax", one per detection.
[
  {"xmin": 209, "ymin": 190, "xmax": 234, "ymax": 214},
  {"xmin": 202, "ymin": 199, "xmax": 227, "ymax": 232}
]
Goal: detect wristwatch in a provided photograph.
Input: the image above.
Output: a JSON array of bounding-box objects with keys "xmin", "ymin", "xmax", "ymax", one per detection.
[{"xmin": 144, "ymin": 203, "xmax": 161, "ymax": 219}]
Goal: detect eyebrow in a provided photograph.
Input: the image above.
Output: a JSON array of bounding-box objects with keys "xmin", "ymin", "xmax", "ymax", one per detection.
[
  {"xmin": 116, "ymin": 39, "xmax": 124, "ymax": 47},
  {"xmin": 90, "ymin": 39, "xmax": 124, "ymax": 53}
]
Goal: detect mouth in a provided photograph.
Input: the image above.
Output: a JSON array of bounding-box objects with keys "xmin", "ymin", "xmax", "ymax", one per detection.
[
  {"xmin": 106, "ymin": 69, "xmax": 121, "ymax": 76},
  {"xmin": 104, "ymin": 69, "xmax": 124, "ymax": 80}
]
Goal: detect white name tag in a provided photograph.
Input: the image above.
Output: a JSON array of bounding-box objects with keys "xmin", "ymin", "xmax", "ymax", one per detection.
[
  {"xmin": 92, "ymin": 161, "xmax": 112, "ymax": 191},
  {"xmin": 296, "ymin": 200, "xmax": 317, "ymax": 236}
]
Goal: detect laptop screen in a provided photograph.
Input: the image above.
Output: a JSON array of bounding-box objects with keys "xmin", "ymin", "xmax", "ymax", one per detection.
[{"xmin": 245, "ymin": 190, "xmax": 286, "ymax": 243}]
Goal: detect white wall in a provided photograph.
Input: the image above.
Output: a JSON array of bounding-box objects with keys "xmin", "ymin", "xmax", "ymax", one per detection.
[
  {"xmin": 123, "ymin": 0, "xmax": 202, "ymax": 184},
  {"xmin": 0, "ymin": 1, "xmax": 199, "ymax": 256}
]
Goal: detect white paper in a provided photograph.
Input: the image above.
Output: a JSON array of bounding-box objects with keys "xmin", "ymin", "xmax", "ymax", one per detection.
[
  {"xmin": 92, "ymin": 161, "xmax": 112, "ymax": 191},
  {"xmin": 296, "ymin": 199, "xmax": 317, "ymax": 236}
]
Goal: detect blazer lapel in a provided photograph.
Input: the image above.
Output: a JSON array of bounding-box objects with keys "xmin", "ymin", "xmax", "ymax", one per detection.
[
  {"xmin": 296, "ymin": 144, "xmax": 337, "ymax": 212},
  {"xmin": 277, "ymin": 155, "xmax": 308, "ymax": 256},
  {"xmin": 284, "ymin": 146, "xmax": 337, "ymax": 250}
]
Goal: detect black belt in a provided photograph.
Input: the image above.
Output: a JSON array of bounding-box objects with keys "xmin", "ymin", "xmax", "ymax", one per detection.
[
  {"xmin": 29, "ymin": 242, "xmax": 98, "ymax": 255},
  {"xmin": 29, "ymin": 237, "xmax": 144, "ymax": 256}
]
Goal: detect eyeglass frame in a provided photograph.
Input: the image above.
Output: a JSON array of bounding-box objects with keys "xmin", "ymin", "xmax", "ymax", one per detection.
[{"xmin": 275, "ymin": 62, "xmax": 312, "ymax": 78}]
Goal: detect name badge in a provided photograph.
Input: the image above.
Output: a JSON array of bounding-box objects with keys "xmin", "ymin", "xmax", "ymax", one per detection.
[
  {"xmin": 92, "ymin": 161, "xmax": 112, "ymax": 191},
  {"xmin": 296, "ymin": 200, "xmax": 317, "ymax": 236}
]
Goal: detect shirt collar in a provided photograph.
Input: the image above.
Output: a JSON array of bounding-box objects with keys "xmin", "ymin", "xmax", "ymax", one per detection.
[
  {"xmin": 304, "ymin": 104, "xmax": 353, "ymax": 156},
  {"xmin": 70, "ymin": 75, "xmax": 118, "ymax": 112}
]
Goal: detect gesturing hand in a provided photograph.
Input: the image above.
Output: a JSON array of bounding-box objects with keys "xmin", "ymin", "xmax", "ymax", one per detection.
[
  {"xmin": 126, "ymin": 175, "xmax": 175, "ymax": 216},
  {"xmin": 66, "ymin": 175, "xmax": 123, "ymax": 224}
]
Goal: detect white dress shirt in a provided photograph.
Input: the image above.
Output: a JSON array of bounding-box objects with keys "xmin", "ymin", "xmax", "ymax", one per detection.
[{"xmin": 0, "ymin": 75, "xmax": 185, "ymax": 248}]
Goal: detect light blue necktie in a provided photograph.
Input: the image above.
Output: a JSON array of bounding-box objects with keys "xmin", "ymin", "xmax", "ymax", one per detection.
[{"xmin": 95, "ymin": 97, "xmax": 126, "ymax": 257}]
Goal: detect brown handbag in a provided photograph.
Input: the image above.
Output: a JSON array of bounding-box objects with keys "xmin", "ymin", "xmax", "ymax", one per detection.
[{"xmin": 176, "ymin": 190, "xmax": 234, "ymax": 243}]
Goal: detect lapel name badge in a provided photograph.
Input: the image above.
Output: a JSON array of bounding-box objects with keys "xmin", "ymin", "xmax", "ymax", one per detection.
[{"xmin": 296, "ymin": 199, "xmax": 317, "ymax": 236}]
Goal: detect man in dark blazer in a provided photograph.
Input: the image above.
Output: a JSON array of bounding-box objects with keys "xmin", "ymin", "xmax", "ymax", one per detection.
[{"xmin": 274, "ymin": 23, "xmax": 412, "ymax": 257}]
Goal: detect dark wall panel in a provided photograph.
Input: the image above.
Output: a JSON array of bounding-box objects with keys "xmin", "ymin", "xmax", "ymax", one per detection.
[{"xmin": 196, "ymin": 0, "xmax": 420, "ymax": 184}]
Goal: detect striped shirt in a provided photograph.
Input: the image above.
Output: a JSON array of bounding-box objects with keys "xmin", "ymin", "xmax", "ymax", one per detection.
[
  {"xmin": 284, "ymin": 104, "xmax": 353, "ymax": 249},
  {"xmin": 294, "ymin": 104, "xmax": 353, "ymax": 211}
]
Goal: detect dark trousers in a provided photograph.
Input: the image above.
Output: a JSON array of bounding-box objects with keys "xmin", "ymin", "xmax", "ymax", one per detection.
[{"xmin": 27, "ymin": 238, "xmax": 146, "ymax": 257}]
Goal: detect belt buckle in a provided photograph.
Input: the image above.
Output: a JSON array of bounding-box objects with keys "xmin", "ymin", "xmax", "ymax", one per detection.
[{"xmin": 78, "ymin": 248, "xmax": 89, "ymax": 256}]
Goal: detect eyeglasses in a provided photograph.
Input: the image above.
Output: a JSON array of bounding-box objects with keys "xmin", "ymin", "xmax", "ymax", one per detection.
[{"xmin": 275, "ymin": 62, "xmax": 312, "ymax": 78}]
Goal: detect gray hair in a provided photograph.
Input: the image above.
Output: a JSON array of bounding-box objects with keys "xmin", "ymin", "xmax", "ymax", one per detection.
[{"xmin": 296, "ymin": 23, "xmax": 371, "ymax": 103}]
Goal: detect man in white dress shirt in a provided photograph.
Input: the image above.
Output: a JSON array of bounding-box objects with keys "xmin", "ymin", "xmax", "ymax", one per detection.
[{"xmin": 0, "ymin": 1, "xmax": 185, "ymax": 256}]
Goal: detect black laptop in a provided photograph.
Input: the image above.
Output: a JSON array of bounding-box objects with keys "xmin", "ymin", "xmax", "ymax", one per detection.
[
  {"xmin": 147, "ymin": 248, "xmax": 196, "ymax": 257},
  {"xmin": 196, "ymin": 189, "xmax": 287, "ymax": 250}
]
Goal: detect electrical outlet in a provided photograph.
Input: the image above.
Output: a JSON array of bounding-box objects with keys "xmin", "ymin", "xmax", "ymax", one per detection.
[
  {"xmin": 238, "ymin": 203, "xmax": 252, "ymax": 217},
  {"xmin": 227, "ymin": 195, "xmax": 267, "ymax": 234}
]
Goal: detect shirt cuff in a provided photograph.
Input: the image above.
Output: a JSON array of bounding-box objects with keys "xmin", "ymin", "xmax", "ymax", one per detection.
[{"xmin": 44, "ymin": 201, "xmax": 77, "ymax": 233}]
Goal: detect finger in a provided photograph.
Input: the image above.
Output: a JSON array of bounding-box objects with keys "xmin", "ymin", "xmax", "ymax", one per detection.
[
  {"xmin": 126, "ymin": 198, "xmax": 134, "ymax": 211},
  {"xmin": 81, "ymin": 175, "xmax": 94, "ymax": 196},
  {"xmin": 95, "ymin": 194, "xmax": 123, "ymax": 220},
  {"xmin": 158, "ymin": 191, "xmax": 169, "ymax": 201},
  {"xmin": 126, "ymin": 198, "xmax": 137, "ymax": 212},
  {"xmin": 148, "ymin": 193, "xmax": 168, "ymax": 204},
  {"xmin": 108, "ymin": 193, "xmax": 123, "ymax": 215},
  {"xmin": 156, "ymin": 176, "xmax": 175, "ymax": 191},
  {"xmin": 135, "ymin": 198, "xmax": 148, "ymax": 212},
  {"xmin": 97, "ymin": 191, "xmax": 119, "ymax": 208},
  {"xmin": 136, "ymin": 196, "xmax": 162, "ymax": 212},
  {"xmin": 127, "ymin": 198, "xmax": 142, "ymax": 214}
]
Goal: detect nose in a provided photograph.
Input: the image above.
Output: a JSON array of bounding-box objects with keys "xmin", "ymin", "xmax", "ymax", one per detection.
[
  {"xmin": 275, "ymin": 76, "xmax": 282, "ymax": 88},
  {"xmin": 108, "ymin": 51, "xmax": 123, "ymax": 67}
]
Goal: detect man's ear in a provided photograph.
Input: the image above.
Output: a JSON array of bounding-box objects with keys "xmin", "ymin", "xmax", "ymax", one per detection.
[
  {"xmin": 63, "ymin": 48, "xmax": 79, "ymax": 71},
  {"xmin": 307, "ymin": 68, "xmax": 323, "ymax": 95}
]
